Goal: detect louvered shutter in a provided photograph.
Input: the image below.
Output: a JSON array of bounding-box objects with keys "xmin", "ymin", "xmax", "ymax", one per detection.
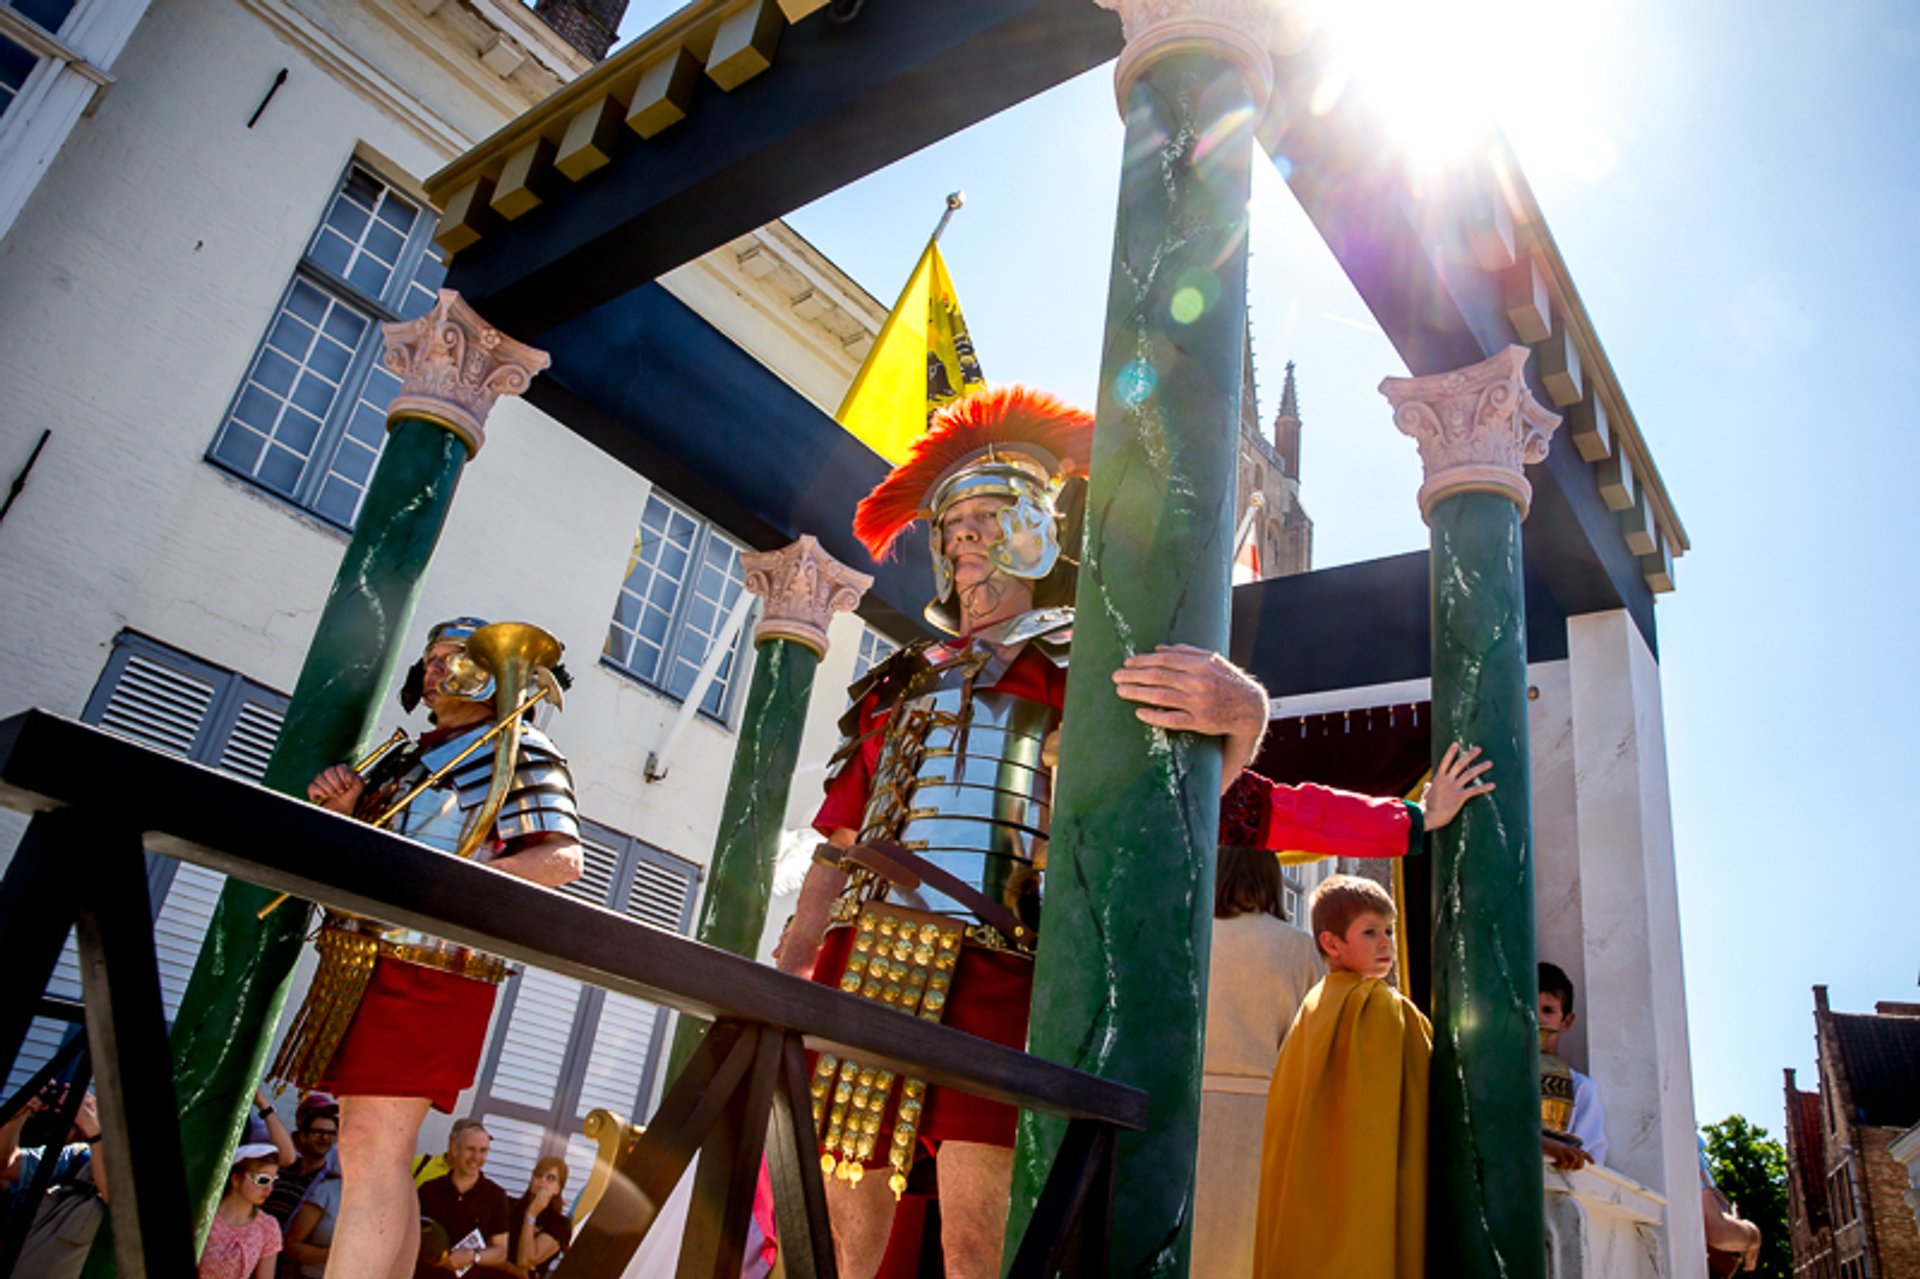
[
  {"xmin": 472, "ymin": 828, "xmax": 623, "ymax": 1192},
  {"xmin": 471, "ymin": 828, "xmax": 699, "ymax": 1188},
  {"xmin": 569, "ymin": 846, "xmax": 699, "ymax": 1120},
  {"xmin": 4, "ymin": 636, "xmax": 285, "ymax": 1097}
]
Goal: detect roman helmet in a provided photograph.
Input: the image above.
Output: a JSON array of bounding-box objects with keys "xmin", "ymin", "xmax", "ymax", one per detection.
[
  {"xmin": 852, "ymin": 386, "xmax": 1094, "ymax": 633},
  {"xmin": 399, "ymin": 615, "xmax": 492, "ymax": 712}
]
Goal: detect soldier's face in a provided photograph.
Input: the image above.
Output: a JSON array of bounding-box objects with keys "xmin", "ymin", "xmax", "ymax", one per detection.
[
  {"xmin": 940, "ymin": 496, "xmax": 1015, "ymax": 588},
  {"xmin": 419, "ymin": 641, "xmax": 466, "ymax": 712}
]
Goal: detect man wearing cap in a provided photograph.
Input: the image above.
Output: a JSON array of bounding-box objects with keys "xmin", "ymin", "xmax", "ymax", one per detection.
[
  {"xmin": 273, "ymin": 618, "xmax": 581, "ymax": 1279},
  {"xmin": 778, "ymin": 387, "xmax": 1492, "ymax": 1279}
]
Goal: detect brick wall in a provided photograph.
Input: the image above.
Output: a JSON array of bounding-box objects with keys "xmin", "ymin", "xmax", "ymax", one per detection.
[{"xmin": 1862, "ymin": 1130, "xmax": 1920, "ymax": 1279}]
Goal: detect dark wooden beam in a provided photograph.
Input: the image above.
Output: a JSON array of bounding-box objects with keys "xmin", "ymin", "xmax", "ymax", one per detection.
[
  {"xmin": 527, "ymin": 285, "xmax": 935, "ymax": 640},
  {"xmin": 0, "ymin": 712, "xmax": 1145, "ymax": 1132},
  {"xmin": 445, "ymin": 0, "xmax": 1122, "ymax": 336},
  {"xmin": 1229, "ymin": 551, "xmax": 1570, "ymax": 699}
]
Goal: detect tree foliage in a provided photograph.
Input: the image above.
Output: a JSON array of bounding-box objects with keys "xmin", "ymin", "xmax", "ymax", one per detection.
[{"xmin": 1703, "ymin": 1114, "xmax": 1791, "ymax": 1279}]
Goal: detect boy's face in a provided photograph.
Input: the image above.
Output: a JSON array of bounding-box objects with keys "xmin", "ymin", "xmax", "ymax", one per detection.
[
  {"xmin": 1320, "ymin": 910, "xmax": 1396, "ymax": 979},
  {"xmin": 1538, "ymin": 991, "xmax": 1575, "ymax": 1053}
]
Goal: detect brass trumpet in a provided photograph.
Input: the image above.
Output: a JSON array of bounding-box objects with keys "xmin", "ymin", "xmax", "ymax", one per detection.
[{"xmin": 256, "ymin": 622, "xmax": 566, "ymax": 919}]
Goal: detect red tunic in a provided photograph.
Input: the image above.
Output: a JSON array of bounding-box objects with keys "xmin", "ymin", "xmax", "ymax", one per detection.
[
  {"xmin": 315, "ymin": 725, "xmax": 514, "ymax": 1113},
  {"xmin": 810, "ymin": 641, "xmax": 1416, "ymax": 1149}
]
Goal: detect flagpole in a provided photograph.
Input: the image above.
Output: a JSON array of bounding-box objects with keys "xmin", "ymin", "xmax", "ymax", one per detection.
[{"xmin": 931, "ymin": 190, "xmax": 964, "ymax": 242}]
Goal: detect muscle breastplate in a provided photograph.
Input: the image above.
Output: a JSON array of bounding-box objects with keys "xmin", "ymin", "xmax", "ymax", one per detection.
[
  {"xmin": 856, "ymin": 684, "xmax": 1053, "ymax": 929},
  {"xmin": 341, "ymin": 722, "xmax": 579, "ymax": 952}
]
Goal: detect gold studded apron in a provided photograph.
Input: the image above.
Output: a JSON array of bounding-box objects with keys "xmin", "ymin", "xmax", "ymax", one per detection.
[{"xmin": 816, "ymin": 685, "xmax": 1053, "ymax": 1196}]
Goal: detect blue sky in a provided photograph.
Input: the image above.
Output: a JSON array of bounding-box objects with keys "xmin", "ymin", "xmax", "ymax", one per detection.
[{"xmin": 617, "ymin": 1, "xmax": 1920, "ymax": 1136}]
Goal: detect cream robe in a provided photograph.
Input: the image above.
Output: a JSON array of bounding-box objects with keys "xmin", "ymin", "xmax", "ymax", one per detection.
[{"xmin": 1193, "ymin": 913, "xmax": 1323, "ymax": 1279}]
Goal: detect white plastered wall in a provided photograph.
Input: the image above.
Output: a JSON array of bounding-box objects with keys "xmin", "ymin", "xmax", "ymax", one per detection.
[{"xmin": 0, "ymin": 0, "xmax": 885, "ymax": 1153}]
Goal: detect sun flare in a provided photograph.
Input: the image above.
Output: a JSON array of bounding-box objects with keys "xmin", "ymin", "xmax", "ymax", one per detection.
[{"xmin": 1295, "ymin": 0, "xmax": 1619, "ymax": 182}]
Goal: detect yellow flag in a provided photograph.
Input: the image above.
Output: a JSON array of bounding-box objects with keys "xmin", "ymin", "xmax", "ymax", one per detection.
[{"xmin": 834, "ymin": 239, "xmax": 985, "ymax": 463}]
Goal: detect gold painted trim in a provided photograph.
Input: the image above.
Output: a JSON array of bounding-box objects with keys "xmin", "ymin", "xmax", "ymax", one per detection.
[
  {"xmin": 1489, "ymin": 145, "xmax": 1689, "ymax": 559},
  {"xmin": 424, "ymin": 0, "xmax": 768, "ymax": 206}
]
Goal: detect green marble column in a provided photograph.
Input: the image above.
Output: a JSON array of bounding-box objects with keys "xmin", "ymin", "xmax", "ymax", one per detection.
[
  {"xmin": 1008, "ymin": 11, "xmax": 1276, "ymax": 1271},
  {"xmin": 1382, "ymin": 347, "xmax": 1561, "ymax": 1279},
  {"xmin": 166, "ymin": 292, "xmax": 548, "ymax": 1244},
  {"xmin": 666, "ymin": 535, "xmax": 870, "ymax": 1078}
]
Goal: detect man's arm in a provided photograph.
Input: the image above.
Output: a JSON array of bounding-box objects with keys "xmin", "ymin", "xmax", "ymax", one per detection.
[
  {"xmin": 487, "ymin": 833, "xmax": 583, "ymax": 888},
  {"xmin": 1702, "ymin": 1187, "xmax": 1763, "ymax": 1269},
  {"xmin": 1111, "ymin": 645, "xmax": 1269, "ymax": 790},
  {"xmin": 78, "ymin": 1092, "xmax": 107, "ymax": 1205},
  {"xmin": 0, "ymin": 1098, "xmax": 32, "ymax": 1188},
  {"xmin": 477, "ymin": 1233, "xmax": 513, "ymax": 1267},
  {"xmin": 778, "ymin": 830, "xmax": 855, "ymax": 979}
]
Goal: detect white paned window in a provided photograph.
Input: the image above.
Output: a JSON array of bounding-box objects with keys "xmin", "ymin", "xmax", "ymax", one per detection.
[
  {"xmin": 603, "ymin": 491, "xmax": 751, "ymax": 720},
  {"xmin": 6, "ymin": 634, "xmax": 287, "ymax": 1097},
  {"xmin": 207, "ymin": 162, "xmax": 447, "ymax": 529},
  {"xmin": 470, "ymin": 823, "xmax": 700, "ymax": 1180},
  {"xmin": 852, "ymin": 628, "xmax": 899, "ymax": 683},
  {"xmin": 0, "ymin": 2, "xmax": 76, "ymax": 122},
  {"xmin": 0, "ymin": 36, "xmax": 35, "ymax": 119}
]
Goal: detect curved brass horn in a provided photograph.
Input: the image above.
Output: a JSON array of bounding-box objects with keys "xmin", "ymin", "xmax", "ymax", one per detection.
[{"xmin": 450, "ymin": 621, "xmax": 564, "ymax": 863}]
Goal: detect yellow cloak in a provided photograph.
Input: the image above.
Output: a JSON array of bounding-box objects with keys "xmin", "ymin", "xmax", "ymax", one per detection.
[{"xmin": 1253, "ymin": 970, "xmax": 1431, "ymax": 1279}]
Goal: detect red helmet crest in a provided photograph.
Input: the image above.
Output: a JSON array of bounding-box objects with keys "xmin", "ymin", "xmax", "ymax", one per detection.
[{"xmin": 851, "ymin": 386, "xmax": 1094, "ymax": 562}]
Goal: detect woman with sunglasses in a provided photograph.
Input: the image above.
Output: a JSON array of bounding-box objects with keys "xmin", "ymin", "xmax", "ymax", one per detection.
[{"xmin": 199, "ymin": 1143, "xmax": 283, "ymax": 1279}]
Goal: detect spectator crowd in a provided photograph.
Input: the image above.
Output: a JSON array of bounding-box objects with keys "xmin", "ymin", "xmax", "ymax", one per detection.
[{"xmin": 0, "ymin": 1088, "xmax": 571, "ymax": 1279}]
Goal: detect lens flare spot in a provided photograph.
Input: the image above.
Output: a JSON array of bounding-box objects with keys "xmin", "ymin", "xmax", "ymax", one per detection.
[
  {"xmin": 1115, "ymin": 361, "xmax": 1157, "ymax": 407},
  {"xmin": 1169, "ymin": 267, "xmax": 1220, "ymax": 326},
  {"xmin": 1193, "ymin": 104, "xmax": 1255, "ymax": 165}
]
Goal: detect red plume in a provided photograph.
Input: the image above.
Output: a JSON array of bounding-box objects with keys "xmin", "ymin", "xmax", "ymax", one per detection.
[{"xmin": 852, "ymin": 386, "xmax": 1094, "ymax": 562}]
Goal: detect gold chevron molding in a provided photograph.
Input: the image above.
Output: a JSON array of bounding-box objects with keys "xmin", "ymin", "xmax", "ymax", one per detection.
[{"xmin": 426, "ymin": 0, "xmax": 797, "ymax": 256}]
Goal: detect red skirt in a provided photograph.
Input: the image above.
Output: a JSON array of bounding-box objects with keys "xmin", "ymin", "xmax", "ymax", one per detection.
[
  {"xmin": 811, "ymin": 924, "xmax": 1033, "ymax": 1153},
  {"xmin": 316, "ymin": 958, "xmax": 499, "ymax": 1112}
]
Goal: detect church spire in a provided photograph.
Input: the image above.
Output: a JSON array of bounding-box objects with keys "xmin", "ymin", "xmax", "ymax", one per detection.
[{"xmin": 1273, "ymin": 360, "xmax": 1301, "ymax": 478}]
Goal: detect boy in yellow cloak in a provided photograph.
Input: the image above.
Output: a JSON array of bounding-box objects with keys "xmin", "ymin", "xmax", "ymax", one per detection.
[{"xmin": 1254, "ymin": 874, "xmax": 1430, "ymax": 1279}]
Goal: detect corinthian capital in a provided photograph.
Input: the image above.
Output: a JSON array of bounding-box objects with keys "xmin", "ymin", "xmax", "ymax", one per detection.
[
  {"xmin": 741, "ymin": 535, "xmax": 873, "ymax": 657},
  {"xmin": 1095, "ymin": 0, "xmax": 1299, "ymax": 111},
  {"xmin": 1380, "ymin": 345, "xmax": 1563, "ymax": 521},
  {"xmin": 382, "ymin": 290, "xmax": 551, "ymax": 455}
]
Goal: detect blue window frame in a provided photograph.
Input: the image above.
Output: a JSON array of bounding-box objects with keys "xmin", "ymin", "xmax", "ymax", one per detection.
[
  {"xmin": 207, "ymin": 162, "xmax": 447, "ymax": 528},
  {"xmin": 603, "ymin": 491, "xmax": 752, "ymax": 720}
]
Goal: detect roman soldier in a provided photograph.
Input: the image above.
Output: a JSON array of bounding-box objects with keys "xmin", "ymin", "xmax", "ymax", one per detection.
[
  {"xmin": 273, "ymin": 617, "xmax": 582, "ymax": 1279},
  {"xmin": 780, "ymin": 387, "xmax": 1491, "ymax": 1279}
]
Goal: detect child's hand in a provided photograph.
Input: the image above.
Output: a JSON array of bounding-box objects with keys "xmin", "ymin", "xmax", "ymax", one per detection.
[
  {"xmin": 1420, "ymin": 743, "xmax": 1495, "ymax": 830},
  {"xmin": 1542, "ymin": 1136, "xmax": 1591, "ymax": 1171}
]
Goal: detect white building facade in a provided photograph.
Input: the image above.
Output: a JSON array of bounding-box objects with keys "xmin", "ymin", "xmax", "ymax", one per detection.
[{"xmin": 0, "ymin": 0, "xmax": 896, "ymax": 1192}]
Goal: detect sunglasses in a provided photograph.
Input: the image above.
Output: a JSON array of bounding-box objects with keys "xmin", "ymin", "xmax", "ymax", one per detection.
[{"xmin": 245, "ymin": 1173, "xmax": 277, "ymax": 1188}]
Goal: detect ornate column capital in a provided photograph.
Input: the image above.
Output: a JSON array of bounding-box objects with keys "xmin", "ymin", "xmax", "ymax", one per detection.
[
  {"xmin": 382, "ymin": 289, "xmax": 551, "ymax": 456},
  {"xmin": 1380, "ymin": 345, "xmax": 1563, "ymax": 521},
  {"xmin": 741, "ymin": 535, "xmax": 873, "ymax": 657},
  {"xmin": 1095, "ymin": 0, "xmax": 1299, "ymax": 112}
]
